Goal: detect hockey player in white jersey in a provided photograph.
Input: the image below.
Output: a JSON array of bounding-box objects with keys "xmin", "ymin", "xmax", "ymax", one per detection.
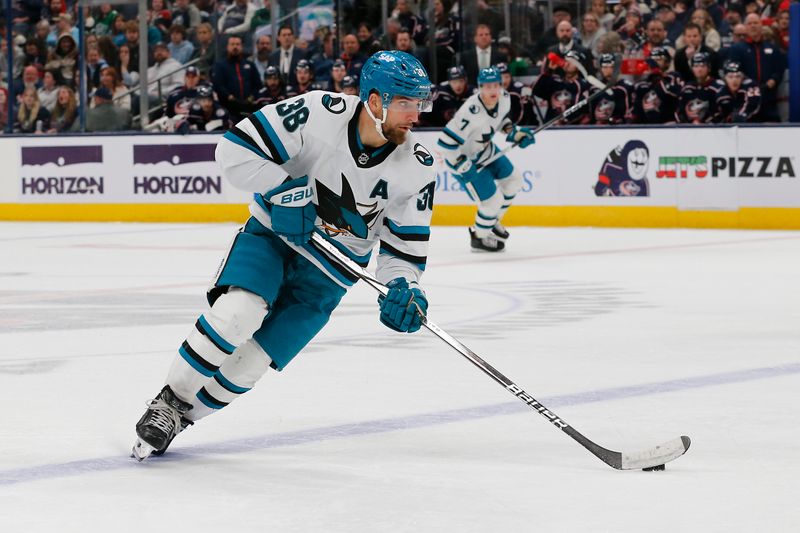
[
  {"xmin": 131, "ymin": 50, "xmax": 437, "ymax": 461},
  {"xmin": 436, "ymin": 66, "xmax": 535, "ymax": 252}
]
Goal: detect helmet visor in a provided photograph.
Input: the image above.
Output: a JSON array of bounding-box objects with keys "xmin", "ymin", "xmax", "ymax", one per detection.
[{"xmin": 387, "ymin": 95, "xmax": 433, "ymax": 113}]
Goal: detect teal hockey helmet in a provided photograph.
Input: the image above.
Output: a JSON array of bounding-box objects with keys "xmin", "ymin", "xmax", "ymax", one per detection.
[
  {"xmin": 359, "ymin": 50, "xmax": 433, "ymax": 112},
  {"xmin": 478, "ymin": 66, "xmax": 502, "ymax": 85}
]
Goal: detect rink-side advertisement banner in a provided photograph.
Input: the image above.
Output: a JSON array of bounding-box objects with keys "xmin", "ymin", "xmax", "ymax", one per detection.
[{"xmin": 0, "ymin": 127, "xmax": 798, "ymax": 228}]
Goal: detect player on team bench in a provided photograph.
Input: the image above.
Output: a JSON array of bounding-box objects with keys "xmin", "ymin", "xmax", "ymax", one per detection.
[
  {"xmin": 131, "ymin": 51, "xmax": 437, "ymax": 461},
  {"xmin": 436, "ymin": 66, "xmax": 536, "ymax": 252}
]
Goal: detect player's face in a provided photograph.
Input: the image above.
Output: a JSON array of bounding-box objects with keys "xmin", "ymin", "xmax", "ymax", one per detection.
[
  {"xmin": 296, "ymin": 69, "xmax": 311, "ymax": 85},
  {"xmin": 266, "ymin": 76, "xmax": 280, "ymax": 89},
  {"xmin": 449, "ymin": 78, "xmax": 466, "ymax": 95},
  {"xmin": 343, "ymin": 86, "xmax": 358, "ymax": 96},
  {"xmin": 725, "ymin": 72, "xmax": 743, "ymax": 91},
  {"xmin": 479, "ymin": 82, "xmax": 501, "ymax": 107},
  {"xmin": 692, "ymin": 63, "xmax": 709, "ymax": 81},
  {"xmin": 383, "ymin": 96, "xmax": 423, "ymax": 144},
  {"xmin": 601, "ymin": 64, "xmax": 614, "ymax": 79},
  {"xmin": 501, "ymin": 72, "xmax": 511, "ymax": 89}
]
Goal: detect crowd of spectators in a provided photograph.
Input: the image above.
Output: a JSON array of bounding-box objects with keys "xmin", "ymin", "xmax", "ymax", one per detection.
[{"xmin": 0, "ymin": 0, "xmax": 794, "ymax": 134}]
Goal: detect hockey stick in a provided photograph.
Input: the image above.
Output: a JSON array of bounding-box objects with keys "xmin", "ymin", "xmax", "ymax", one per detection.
[
  {"xmin": 310, "ymin": 232, "xmax": 691, "ymax": 470},
  {"xmin": 476, "ymin": 80, "xmax": 612, "ymax": 171}
]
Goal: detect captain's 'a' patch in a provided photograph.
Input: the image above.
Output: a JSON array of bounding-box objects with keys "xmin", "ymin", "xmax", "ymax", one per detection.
[{"xmin": 322, "ymin": 94, "xmax": 347, "ymax": 114}]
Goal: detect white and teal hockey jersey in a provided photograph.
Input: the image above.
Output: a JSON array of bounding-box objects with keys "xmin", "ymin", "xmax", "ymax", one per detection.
[
  {"xmin": 216, "ymin": 91, "xmax": 436, "ymax": 289},
  {"xmin": 437, "ymin": 91, "xmax": 513, "ymax": 167}
]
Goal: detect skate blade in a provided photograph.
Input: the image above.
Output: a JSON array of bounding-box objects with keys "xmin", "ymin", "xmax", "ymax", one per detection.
[{"xmin": 131, "ymin": 438, "xmax": 158, "ymax": 462}]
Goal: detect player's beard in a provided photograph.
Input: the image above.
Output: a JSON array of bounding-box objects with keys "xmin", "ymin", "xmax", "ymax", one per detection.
[{"xmin": 382, "ymin": 123, "xmax": 409, "ymax": 145}]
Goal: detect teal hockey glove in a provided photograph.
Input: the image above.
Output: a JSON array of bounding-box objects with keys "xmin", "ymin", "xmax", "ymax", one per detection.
[
  {"xmin": 378, "ymin": 278, "xmax": 428, "ymax": 333},
  {"xmin": 447, "ymin": 154, "xmax": 480, "ymax": 182},
  {"xmin": 268, "ymin": 176, "xmax": 316, "ymax": 245},
  {"xmin": 506, "ymin": 126, "xmax": 536, "ymax": 148}
]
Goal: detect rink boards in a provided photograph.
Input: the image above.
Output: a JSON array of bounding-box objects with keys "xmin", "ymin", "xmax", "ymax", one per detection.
[{"xmin": 0, "ymin": 125, "xmax": 798, "ymax": 229}]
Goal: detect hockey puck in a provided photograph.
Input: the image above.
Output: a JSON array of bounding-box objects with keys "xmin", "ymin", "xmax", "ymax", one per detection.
[{"xmin": 642, "ymin": 464, "xmax": 666, "ymax": 471}]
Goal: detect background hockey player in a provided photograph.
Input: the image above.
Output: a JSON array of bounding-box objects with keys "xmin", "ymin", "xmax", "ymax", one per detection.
[
  {"xmin": 532, "ymin": 49, "xmax": 592, "ymax": 125},
  {"xmin": 132, "ymin": 51, "xmax": 437, "ymax": 461},
  {"xmin": 427, "ymin": 65, "xmax": 474, "ymax": 127},
  {"xmin": 497, "ymin": 62, "xmax": 536, "ymax": 126},
  {"xmin": 254, "ymin": 66, "xmax": 286, "ymax": 107},
  {"xmin": 631, "ymin": 46, "xmax": 682, "ymax": 124},
  {"xmin": 186, "ymin": 85, "xmax": 231, "ymax": 131},
  {"xmin": 590, "ymin": 54, "xmax": 634, "ymax": 125},
  {"xmin": 436, "ymin": 66, "xmax": 535, "ymax": 253},
  {"xmin": 285, "ymin": 59, "xmax": 326, "ymax": 98},
  {"xmin": 711, "ymin": 60, "xmax": 761, "ymax": 123},
  {"xmin": 675, "ymin": 52, "xmax": 717, "ymax": 124}
]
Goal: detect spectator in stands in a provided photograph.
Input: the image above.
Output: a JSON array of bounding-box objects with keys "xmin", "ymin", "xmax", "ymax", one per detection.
[
  {"xmin": 190, "ymin": 22, "xmax": 216, "ymax": 78},
  {"xmin": 34, "ymin": 20, "xmax": 52, "ymax": 47},
  {"xmin": 461, "ymin": 24, "xmax": 504, "ymax": 84},
  {"xmin": 218, "ymin": 0, "xmax": 257, "ymax": 52},
  {"xmin": 269, "ymin": 25, "xmax": 306, "ymax": 86},
  {"xmin": 46, "ymin": 86, "xmax": 78, "ymax": 132},
  {"xmin": 548, "ymin": 20, "xmax": 593, "ymax": 74},
  {"xmin": 97, "ymin": 36, "xmax": 119, "ymax": 71},
  {"xmin": 110, "ymin": 14, "xmax": 127, "ymax": 47},
  {"xmin": 675, "ymin": 52, "xmax": 717, "ymax": 123},
  {"xmin": 123, "ymin": 21, "xmax": 144, "ymax": 74},
  {"xmin": 533, "ymin": 5, "xmax": 573, "ymax": 61},
  {"xmin": 187, "ymin": 85, "xmax": 231, "ymax": 131},
  {"xmin": 729, "ymin": 12, "xmax": 785, "ymax": 122},
  {"xmin": 379, "ymin": 17, "xmax": 402, "ymax": 50},
  {"xmin": 87, "ymin": 86, "xmax": 131, "ymax": 131},
  {"xmin": 255, "ymin": 66, "xmax": 286, "ymax": 106},
  {"xmin": 674, "ymin": 23, "xmax": 720, "ymax": 81},
  {"xmin": 37, "ymin": 69, "xmax": 60, "ymax": 112},
  {"xmin": 168, "ymin": 24, "xmax": 195, "ymax": 64},
  {"xmin": 394, "ymin": 29, "xmax": 428, "ymax": 71},
  {"xmin": 43, "ymin": 0, "xmax": 67, "ymax": 27},
  {"xmin": 590, "ymin": 0, "xmax": 615, "ymax": 32},
  {"xmin": 252, "ymin": 34, "xmax": 272, "ymax": 80},
  {"xmin": 285, "ymin": 59, "xmax": 324, "ymax": 98},
  {"xmin": 151, "ymin": 8, "xmax": 173, "ymax": 43},
  {"xmin": 15, "ymin": 87, "xmax": 50, "ymax": 133},
  {"xmin": 47, "ymin": 13, "xmax": 80, "ymax": 48},
  {"xmin": 641, "ymin": 19, "xmax": 673, "ymax": 58},
  {"xmin": 579, "ymin": 12, "xmax": 606, "ymax": 58},
  {"xmin": 118, "ymin": 43, "xmax": 139, "ymax": 87},
  {"xmin": 214, "ymin": 35, "xmax": 261, "ymax": 118},
  {"xmin": 393, "ymin": 0, "xmax": 428, "ymax": 46},
  {"xmin": 357, "ymin": 23, "xmax": 382, "ymax": 57},
  {"xmin": 339, "ymin": 33, "xmax": 366, "ymax": 78},
  {"xmin": 0, "ymin": 37, "xmax": 25, "ymax": 85},
  {"xmin": 432, "ymin": 0, "xmax": 460, "ymax": 78},
  {"xmin": 98, "ymin": 66, "xmax": 131, "ymax": 110},
  {"xmin": 146, "ymin": 42, "xmax": 184, "ymax": 100},
  {"xmin": 655, "ymin": 3, "xmax": 684, "ymax": 45},
  {"xmin": 45, "ymin": 33, "xmax": 78, "ymax": 88},
  {"xmin": 23, "ymin": 38, "xmax": 48, "ymax": 74},
  {"xmin": 687, "ymin": 8, "xmax": 721, "ymax": 51},
  {"xmin": 340, "ymin": 75, "xmax": 359, "ymax": 96},
  {"xmin": 86, "ymin": 46, "xmax": 108, "ymax": 90},
  {"xmin": 171, "ymin": 0, "xmax": 201, "ymax": 35},
  {"xmin": 720, "ymin": 3, "xmax": 746, "ymax": 50},
  {"xmin": 92, "ymin": 3, "xmax": 119, "ymax": 37},
  {"xmin": 9, "ymin": 0, "xmax": 40, "ymax": 35},
  {"xmin": 618, "ymin": 6, "xmax": 645, "ymax": 51},
  {"xmin": 772, "ymin": 9, "xmax": 789, "ymax": 53},
  {"xmin": 311, "ymin": 32, "xmax": 335, "ymax": 83},
  {"xmin": 14, "ymin": 65, "xmax": 43, "ymax": 101}
]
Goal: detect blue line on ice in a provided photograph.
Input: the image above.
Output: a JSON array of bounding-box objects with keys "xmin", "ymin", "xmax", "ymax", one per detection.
[{"xmin": 1, "ymin": 362, "xmax": 798, "ymax": 486}]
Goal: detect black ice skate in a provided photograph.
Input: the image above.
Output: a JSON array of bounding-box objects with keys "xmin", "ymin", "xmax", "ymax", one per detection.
[
  {"xmin": 131, "ymin": 385, "xmax": 193, "ymax": 461},
  {"xmin": 492, "ymin": 224, "xmax": 510, "ymax": 241},
  {"xmin": 469, "ymin": 227, "xmax": 505, "ymax": 252}
]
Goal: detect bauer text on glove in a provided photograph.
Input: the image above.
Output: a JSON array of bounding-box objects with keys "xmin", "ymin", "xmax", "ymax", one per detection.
[{"xmin": 268, "ymin": 176, "xmax": 316, "ymax": 245}]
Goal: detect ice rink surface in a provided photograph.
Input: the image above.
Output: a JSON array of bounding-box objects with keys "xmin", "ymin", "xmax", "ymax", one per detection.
[{"xmin": 0, "ymin": 222, "xmax": 798, "ymax": 532}]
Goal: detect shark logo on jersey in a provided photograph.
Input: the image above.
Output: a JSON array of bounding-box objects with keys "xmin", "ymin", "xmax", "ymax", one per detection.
[
  {"xmin": 316, "ymin": 174, "xmax": 383, "ymax": 239},
  {"xmin": 322, "ymin": 94, "xmax": 347, "ymax": 114},
  {"xmin": 413, "ymin": 143, "xmax": 434, "ymax": 166},
  {"xmin": 594, "ymin": 140, "xmax": 650, "ymax": 197}
]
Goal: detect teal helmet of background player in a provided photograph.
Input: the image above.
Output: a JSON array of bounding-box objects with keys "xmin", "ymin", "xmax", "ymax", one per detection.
[
  {"xmin": 477, "ymin": 66, "xmax": 501, "ymax": 85},
  {"xmin": 359, "ymin": 50, "xmax": 433, "ymax": 139}
]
